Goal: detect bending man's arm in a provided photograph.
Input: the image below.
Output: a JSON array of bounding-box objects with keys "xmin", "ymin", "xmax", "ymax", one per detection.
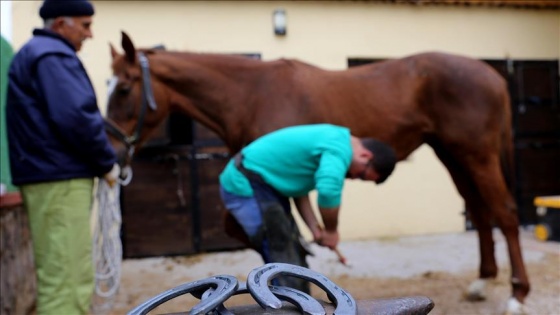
[
  {"xmin": 294, "ymin": 195, "xmax": 322, "ymax": 242},
  {"xmin": 318, "ymin": 206, "xmax": 340, "ymax": 250},
  {"xmin": 294, "ymin": 195, "xmax": 340, "ymax": 249}
]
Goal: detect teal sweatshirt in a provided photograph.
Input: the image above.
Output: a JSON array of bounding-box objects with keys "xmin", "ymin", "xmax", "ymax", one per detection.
[{"xmin": 219, "ymin": 124, "xmax": 352, "ymax": 208}]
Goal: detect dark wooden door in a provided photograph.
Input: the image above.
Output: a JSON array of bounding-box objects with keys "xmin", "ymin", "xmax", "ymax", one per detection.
[
  {"xmin": 121, "ymin": 147, "xmax": 195, "ymax": 257},
  {"xmin": 484, "ymin": 59, "xmax": 560, "ymax": 224},
  {"xmin": 121, "ymin": 116, "xmax": 244, "ymax": 258}
]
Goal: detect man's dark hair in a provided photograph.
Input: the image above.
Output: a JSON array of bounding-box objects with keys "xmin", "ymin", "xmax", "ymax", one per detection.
[{"xmin": 361, "ymin": 138, "xmax": 397, "ymax": 184}]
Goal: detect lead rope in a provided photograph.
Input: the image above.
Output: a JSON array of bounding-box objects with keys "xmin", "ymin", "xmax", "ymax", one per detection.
[{"xmin": 91, "ymin": 178, "xmax": 123, "ymax": 314}]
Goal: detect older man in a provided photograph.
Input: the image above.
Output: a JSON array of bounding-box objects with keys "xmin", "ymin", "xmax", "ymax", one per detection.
[{"xmin": 6, "ymin": 0, "xmax": 116, "ymax": 314}]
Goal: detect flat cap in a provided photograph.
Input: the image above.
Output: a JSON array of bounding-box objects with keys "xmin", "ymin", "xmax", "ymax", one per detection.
[{"xmin": 39, "ymin": 0, "xmax": 95, "ymax": 20}]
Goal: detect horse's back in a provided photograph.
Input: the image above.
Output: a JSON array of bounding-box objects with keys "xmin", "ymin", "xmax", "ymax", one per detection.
[
  {"xmin": 417, "ymin": 51, "xmax": 506, "ymax": 89},
  {"xmin": 317, "ymin": 52, "xmax": 509, "ymax": 158},
  {"xmin": 417, "ymin": 52, "xmax": 510, "ymax": 123},
  {"xmin": 398, "ymin": 52, "xmax": 513, "ymax": 161}
]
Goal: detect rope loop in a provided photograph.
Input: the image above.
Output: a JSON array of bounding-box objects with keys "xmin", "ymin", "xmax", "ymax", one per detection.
[{"xmin": 92, "ymin": 178, "xmax": 123, "ymax": 314}]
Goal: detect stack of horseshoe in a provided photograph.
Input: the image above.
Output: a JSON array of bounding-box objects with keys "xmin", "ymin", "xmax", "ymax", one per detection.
[{"xmin": 127, "ymin": 263, "xmax": 434, "ymax": 315}]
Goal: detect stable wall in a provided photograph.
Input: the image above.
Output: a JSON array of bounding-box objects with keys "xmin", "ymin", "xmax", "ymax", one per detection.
[{"xmin": 9, "ymin": 1, "xmax": 560, "ymax": 240}]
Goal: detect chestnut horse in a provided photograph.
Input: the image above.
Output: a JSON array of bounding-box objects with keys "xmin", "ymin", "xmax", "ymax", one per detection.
[{"xmin": 106, "ymin": 32, "xmax": 528, "ymax": 313}]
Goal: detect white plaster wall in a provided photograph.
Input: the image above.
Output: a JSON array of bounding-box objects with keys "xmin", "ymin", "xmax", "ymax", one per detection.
[
  {"xmin": 0, "ymin": 1, "xmax": 12, "ymax": 41},
  {"xmin": 9, "ymin": 1, "xmax": 560, "ymax": 240}
]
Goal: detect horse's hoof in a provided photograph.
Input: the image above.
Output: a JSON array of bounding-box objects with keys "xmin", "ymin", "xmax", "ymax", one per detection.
[
  {"xmin": 504, "ymin": 297, "xmax": 527, "ymax": 315},
  {"xmin": 465, "ymin": 279, "xmax": 488, "ymax": 301}
]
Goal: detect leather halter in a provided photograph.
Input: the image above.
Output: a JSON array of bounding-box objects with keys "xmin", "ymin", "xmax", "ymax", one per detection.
[{"xmin": 104, "ymin": 52, "xmax": 158, "ymax": 154}]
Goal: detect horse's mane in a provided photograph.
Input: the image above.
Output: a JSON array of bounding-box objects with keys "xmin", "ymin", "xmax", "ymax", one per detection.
[{"xmin": 136, "ymin": 46, "xmax": 312, "ymax": 72}]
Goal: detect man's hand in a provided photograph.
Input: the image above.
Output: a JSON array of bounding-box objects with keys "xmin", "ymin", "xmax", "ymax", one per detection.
[
  {"xmin": 318, "ymin": 229, "xmax": 339, "ymax": 250},
  {"xmin": 104, "ymin": 163, "xmax": 120, "ymax": 187},
  {"xmin": 311, "ymin": 223, "xmax": 323, "ymax": 243},
  {"xmin": 293, "ymin": 197, "xmax": 341, "ymax": 250}
]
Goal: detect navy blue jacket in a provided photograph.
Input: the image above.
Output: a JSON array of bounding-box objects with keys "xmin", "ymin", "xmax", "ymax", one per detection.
[{"xmin": 6, "ymin": 29, "xmax": 116, "ymax": 185}]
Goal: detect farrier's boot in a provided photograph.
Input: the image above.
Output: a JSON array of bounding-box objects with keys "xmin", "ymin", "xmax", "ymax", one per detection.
[{"xmin": 261, "ymin": 202, "xmax": 311, "ymax": 294}]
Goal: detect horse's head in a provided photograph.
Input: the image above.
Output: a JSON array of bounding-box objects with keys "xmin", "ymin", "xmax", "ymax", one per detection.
[{"xmin": 105, "ymin": 31, "xmax": 168, "ymax": 181}]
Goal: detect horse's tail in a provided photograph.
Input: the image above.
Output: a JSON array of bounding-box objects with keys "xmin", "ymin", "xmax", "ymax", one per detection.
[{"xmin": 499, "ymin": 88, "xmax": 516, "ymax": 196}]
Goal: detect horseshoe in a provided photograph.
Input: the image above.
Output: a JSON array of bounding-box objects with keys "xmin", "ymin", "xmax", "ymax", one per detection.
[
  {"xmin": 247, "ymin": 263, "xmax": 356, "ymax": 314},
  {"xmin": 268, "ymin": 285, "xmax": 326, "ymax": 315},
  {"xmin": 199, "ymin": 283, "xmax": 247, "ymax": 315},
  {"xmin": 199, "ymin": 284, "xmax": 243, "ymax": 315},
  {"xmin": 126, "ymin": 275, "xmax": 238, "ymax": 315},
  {"xmin": 201, "ymin": 282, "xmax": 326, "ymax": 315}
]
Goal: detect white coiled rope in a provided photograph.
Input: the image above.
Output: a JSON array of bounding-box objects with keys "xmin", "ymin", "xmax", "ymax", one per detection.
[{"xmin": 91, "ymin": 178, "xmax": 123, "ymax": 314}]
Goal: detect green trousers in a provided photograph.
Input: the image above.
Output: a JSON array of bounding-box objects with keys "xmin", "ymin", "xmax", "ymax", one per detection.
[{"xmin": 21, "ymin": 178, "xmax": 95, "ymax": 315}]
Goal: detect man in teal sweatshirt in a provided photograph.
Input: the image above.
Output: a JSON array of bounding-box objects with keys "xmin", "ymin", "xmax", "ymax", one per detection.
[{"xmin": 219, "ymin": 124, "xmax": 396, "ymax": 293}]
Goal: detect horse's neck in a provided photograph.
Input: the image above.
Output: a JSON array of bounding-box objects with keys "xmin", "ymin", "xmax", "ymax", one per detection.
[{"xmin": 153, "ymin": 52, "xmax": 256, "ymax": 150}]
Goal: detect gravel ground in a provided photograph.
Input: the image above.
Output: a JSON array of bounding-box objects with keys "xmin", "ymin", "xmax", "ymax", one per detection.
[{"xmin": 104, "ymin": 228, "xmax": 559, "ymax": 315}]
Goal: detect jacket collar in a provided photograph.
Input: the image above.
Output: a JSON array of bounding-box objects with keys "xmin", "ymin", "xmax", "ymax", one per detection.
[{"xmin": 33, "ymin": 28, "xmax": 76, "ymax": 52}]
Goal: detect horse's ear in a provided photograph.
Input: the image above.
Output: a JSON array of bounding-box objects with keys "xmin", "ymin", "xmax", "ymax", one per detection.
[
  {"xmin": 109, "ymin": 42, "xmax": 118, "ymax": 60},
  {"xmin": 121, "ymin": 31, "xmax": 136, "ymax": 64}
]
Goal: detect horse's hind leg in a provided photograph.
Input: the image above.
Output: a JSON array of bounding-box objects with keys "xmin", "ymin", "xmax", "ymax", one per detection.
[
  {"xmin": 460, "ymin": 154, "xmax": 529, "ymax": 313},
  {"xmin": 430, "ymin": 143, "xmax": 499, "ymax": 299},
  {"xmin": 431, "ymin": 143, "xmax": 529, "ymax": 313}
]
